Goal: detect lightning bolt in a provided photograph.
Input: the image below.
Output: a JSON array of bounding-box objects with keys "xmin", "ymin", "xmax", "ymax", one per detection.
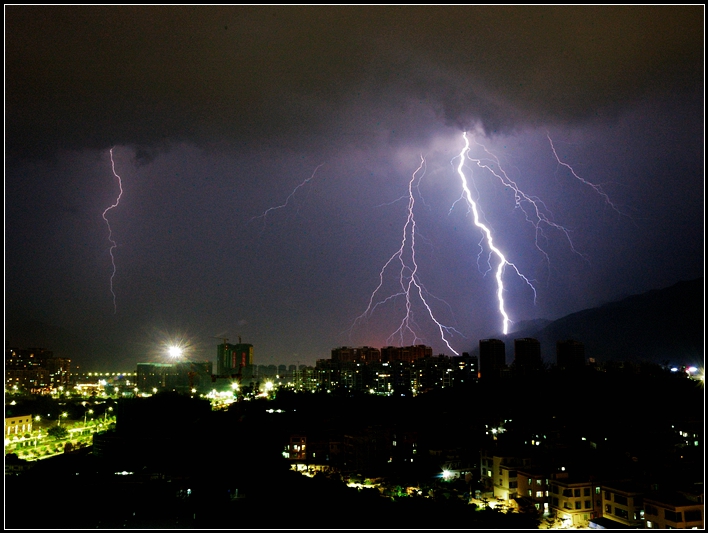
[
  {"xmin": 454, "ymin": 132, "xmax": 537, "ymax": 335},
  {"xmin": 546, "ymin": 132, "xmax": 625, "ymax": 216},
  {"xmin": 249, "ymin": 163, "xmax": 325, "ymax": 231},
  {"xmin": 102, "ymin": 147, "xmax": 124, "ymax": 314},
  {"xmin": 351, "ymin": 155, "xmax": 464, "ymax": 355},
  {"xmin": 465, "ymin": 137, "xmax": 586, "ymax": 269},
  {"xmin": 452, "ymin": 129, "xmax": 627, "ymax": 336}
]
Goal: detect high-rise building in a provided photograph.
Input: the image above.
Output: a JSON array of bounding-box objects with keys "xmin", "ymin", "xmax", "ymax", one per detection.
[
  {"xmin": 556, "ymin": 339, "xmax": 585, "ymax": 370},
  {"xmin": 5, "ymin": 347, "xmax": 70, "ymax": 393},
  {"xmin": 556, "ymin": 339, "xmax": 586, "ymax": 370},
  {"xmin": 381, "ymin": 345, "xmax": 432, "ymax": 363},
  {"xmin": 216, "ymin": 342, "xmax": 253, "ymax": 377},
  {"xmin": 513, "ymin": 337, "xmax": 543, "ymax": 375},
  {"xmin": 331, "ymin": 346, "xmax": 382, "ymax": 363},
  {"xmin": 479, "ymin": 339, "xmax": 506, "ymax": 379}
]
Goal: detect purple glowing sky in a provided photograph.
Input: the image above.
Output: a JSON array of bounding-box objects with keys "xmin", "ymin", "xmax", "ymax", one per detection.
[{"xmin": 5, "ymin": 6, "xmax": 704, "ymax": 370}]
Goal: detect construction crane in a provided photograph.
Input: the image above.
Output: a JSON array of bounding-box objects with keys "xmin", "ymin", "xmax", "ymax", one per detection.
[{"xmin": 188, "ymin": 363, "xmax": 197, "ymax": 392}]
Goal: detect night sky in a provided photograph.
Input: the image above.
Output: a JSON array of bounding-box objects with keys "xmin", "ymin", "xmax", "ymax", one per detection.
[{"xmin": 5, "ymin": 6, "xmax": 704, "ymax": 370}]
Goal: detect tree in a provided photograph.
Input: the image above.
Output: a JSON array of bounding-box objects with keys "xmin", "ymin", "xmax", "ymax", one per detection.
[{"xmin": 47, "ymin": 426, "xmax": 69, "ymax": 440}]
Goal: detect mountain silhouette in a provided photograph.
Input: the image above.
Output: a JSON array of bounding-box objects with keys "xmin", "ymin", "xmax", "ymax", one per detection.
[
  {"xmin": 477, "ymin": 278, "xmax": 704, "ymax": 366},
  {"xmin": 6, "ymin": 278, "xmax": 704, "ymax": 369}
]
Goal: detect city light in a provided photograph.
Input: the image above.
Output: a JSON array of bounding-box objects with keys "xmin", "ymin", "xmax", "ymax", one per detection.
[{"xmin": 168, "ymin": 346, "xmax": 183, "ymax": 359}]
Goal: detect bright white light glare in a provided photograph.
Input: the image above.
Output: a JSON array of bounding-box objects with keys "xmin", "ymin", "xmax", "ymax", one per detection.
[
  {"xmin": 168, "ymin": 346, "xmax": 183, "ymax": 358},
  {"xmin": 687, "ymin": 366, "xmax": 697, "ymax": 373}
]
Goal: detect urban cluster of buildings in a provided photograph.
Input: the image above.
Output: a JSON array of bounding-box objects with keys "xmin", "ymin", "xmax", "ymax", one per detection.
[
  {"xmin": 4, "ymin": 337, "xmax": 703, "ymax": 529},
  {"xmin": 476, "ymin": 448, "xmax": 704, "ymax": 529},
  {"xmin": 134, "ymin": 337, "xmax": 585, "ymax": 396},
  {"xmin": 5, "ymin": 347, "xmax": 71, "ymax": 394},
  {"xmin": 5, "ymin": 337, "xmax": 591, "ymax": 398}
]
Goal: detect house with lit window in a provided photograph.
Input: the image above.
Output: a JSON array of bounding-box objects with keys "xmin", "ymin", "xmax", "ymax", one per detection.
[
  {"xmin": 479, "ymin": 449, "xmax": 534, "ymax": 502},
  {"xmin": 288, "ymin": 434, "xmax": 307, "ymax": 461},
  {"xmin": 643, "ymin": 488, "xmax": 704, "ymax": 529},
  {"xmin": 516, "ymin": 466, "xmax": 549, "ymax": 516},
  {"xmin": 4, "ymin": 413, "xmax": 33, "ymax": 436},
  {"xmin": 548, "ymin": 471, "xmax": 597, "ymax": 528},
  {"xmin": 600, "ymin": 481, "xmax": 645, "ymax": 527}
]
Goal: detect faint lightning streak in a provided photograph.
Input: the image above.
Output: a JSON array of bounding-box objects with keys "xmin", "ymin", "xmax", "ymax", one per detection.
[
  {"xmin": 352, "ymin": 156, "xmax": 462, "ymax": 355},
  {"xmin": 102, "ymin": 148, "xmax": 124, "ymax": 314},
  {"xmin": 249, "ymin": 163, "xmax": 325, "ymax": 229},
  {"xmin": 546, "ymin": 132, "xmax": 624, "ymax": 215},
  {"xmin": 468, "ymin": 139, "xmax": 587, "ymax": 268},
  {"xmin": 456, "ymin": 132, "xmax": 537, "ymax": 335}
]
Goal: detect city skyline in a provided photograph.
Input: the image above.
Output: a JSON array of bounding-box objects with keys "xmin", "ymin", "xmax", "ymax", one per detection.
[{"xmin": 5, "ymin": 6, "xmax": 704, "ymax": 370}]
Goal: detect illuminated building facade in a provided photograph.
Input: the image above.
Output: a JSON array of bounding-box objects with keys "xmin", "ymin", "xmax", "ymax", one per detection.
[
  {"xmin": 600, "ymin": 481, "xmax": 645, "ymax": 527},
  {"xmin": 5, "ymin": 347, "xmax": 70, "ymax": 393},
  {"xmin": 643, "ymin": 489, "xmax": 704, "ymax": 529},
  {"xmin": 548, "ymin": 472, "xmax": 596, "ymax": 528},
  {"xmin": 516, "ymin": 467, "xmax": 549, "ymax": 515},
  {"xmin": 4, "ymin": 414, "xmax": 33, "ymax": 436}
]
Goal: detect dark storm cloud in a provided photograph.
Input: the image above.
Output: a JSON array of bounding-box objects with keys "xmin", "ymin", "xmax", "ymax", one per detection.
[
  {"xmin": 6, "ymin": 5, "xmax": 703, "ymax": 162},
  {"xmin": 5, "ymin": 6, "xmax": 704, "ymax": 369}
]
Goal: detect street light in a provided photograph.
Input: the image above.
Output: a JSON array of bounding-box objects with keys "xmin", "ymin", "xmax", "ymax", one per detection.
[
  {"xmin": 103, "ymin": 406, "xmax": 113, "ymax": 423},
  {"xmin": 84, "ymin": 409, "xmax": 94, "ymax": 427},
  {"xmin": 168, "ymin": 346, "xmax": 183, "ymax": 359},
  {"xmin": 57, "ymin": 412, "xmax": 68, "ymax": 426}
]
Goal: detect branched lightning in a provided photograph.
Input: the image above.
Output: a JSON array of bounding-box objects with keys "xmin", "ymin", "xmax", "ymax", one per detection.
[
  {"xmin": 249, "ymin": 163, "xmax": 325, "ymax": 230},
  {"xmin": 455, "ymin": 132, "xmax": 537, "ymax": 335},
  {"xmin": 452, "ymin": 130, "xmax": 627, "ymax": 335},
  {"xmin": 546, "ymin": 132, "xmax": 624, "ymax": 215},
  {"xmin": 466, "ymin": 137, "xmax": 586, "ymax": 268},
  {"xmin": 102, "ymin": 148, "xmax": 124, "ymax": 314},
  {"xmin": 351, "ymin": 155, "xmax": 464, "ymax": 354}
]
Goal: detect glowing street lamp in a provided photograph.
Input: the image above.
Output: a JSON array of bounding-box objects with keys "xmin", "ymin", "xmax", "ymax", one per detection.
[
  {"xmin": 84, "ymin": 409, "xmax": 94, "ymax": 427},
  {"xmin": 57, "ymin": 412, "xmax": 68, "ymax": 427},
  {"xmin": 104, "ymin": 406, "xmax": 114, "ymax": 423}
]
